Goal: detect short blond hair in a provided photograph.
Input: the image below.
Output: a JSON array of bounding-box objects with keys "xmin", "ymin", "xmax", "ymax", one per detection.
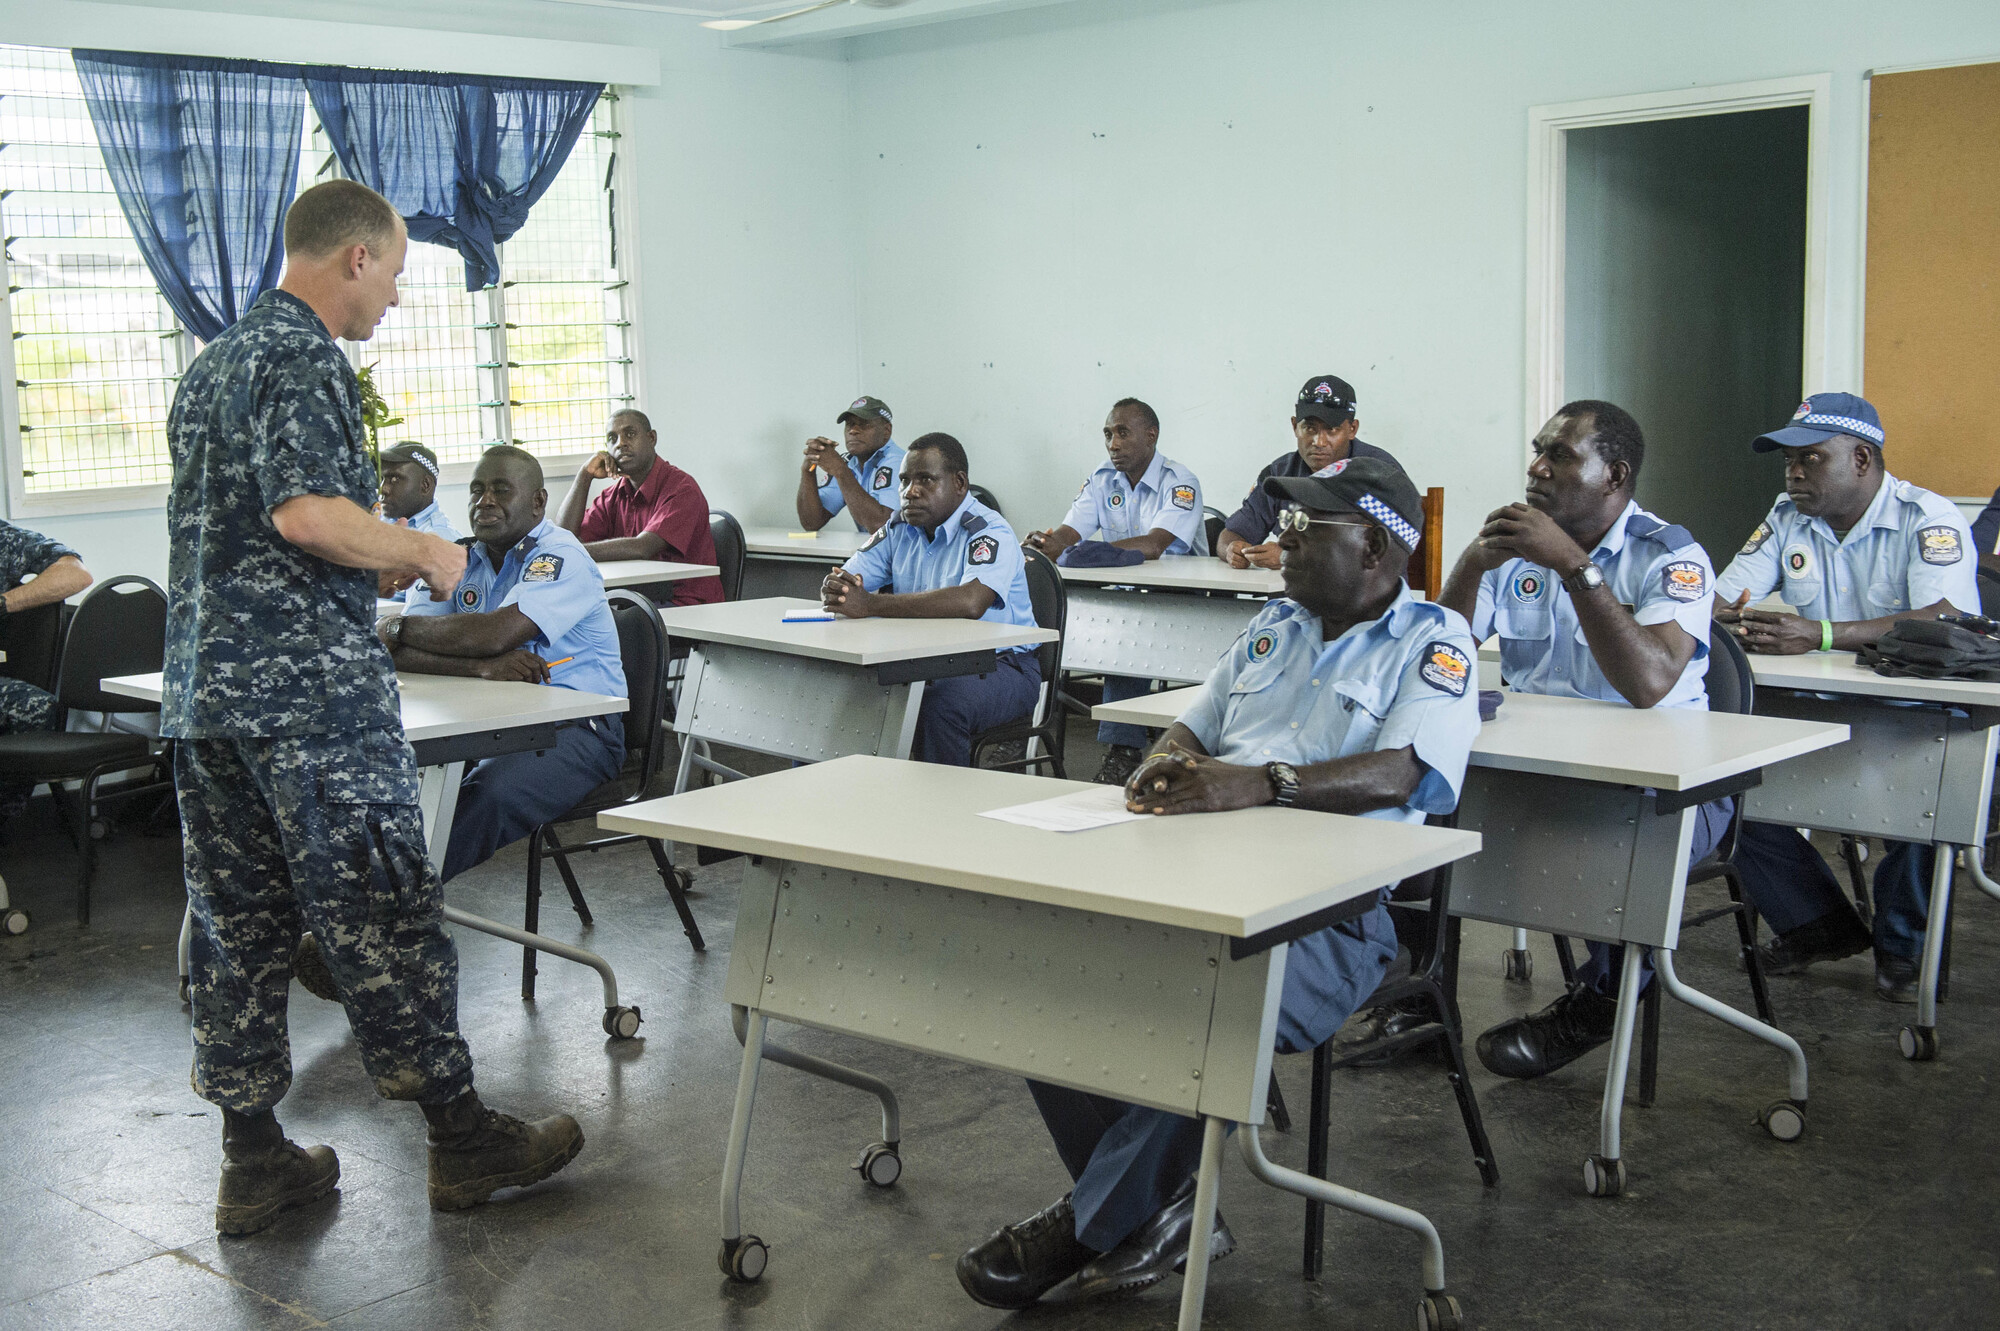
[{"xmin": 284, "ymin": 179, "xmax": 402, "ymax": 260}]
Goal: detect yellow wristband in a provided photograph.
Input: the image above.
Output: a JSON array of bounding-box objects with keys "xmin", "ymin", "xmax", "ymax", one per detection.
[{"xmin": 1820, "ymin": 620, "xmax": 1834, "ymax": 651}]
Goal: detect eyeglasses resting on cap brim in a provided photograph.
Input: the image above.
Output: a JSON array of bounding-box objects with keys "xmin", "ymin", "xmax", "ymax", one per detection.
[{"xmin": 1275, "ymin": 507, "xmax": 1374, "ymax": 534}]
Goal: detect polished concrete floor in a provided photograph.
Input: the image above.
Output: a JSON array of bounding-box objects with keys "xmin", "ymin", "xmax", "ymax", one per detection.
[{"xmin": 2, "ymin": 744, "xmax": 1997, "ymax": 1330}]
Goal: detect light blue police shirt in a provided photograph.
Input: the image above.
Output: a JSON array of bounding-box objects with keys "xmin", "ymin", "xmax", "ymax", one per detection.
[
  {"xmin": 817, "ymin": 440, "xmax": 907, "ymax": 530},
  {"xmin": 1177, "ymin": 586, "xmax": 1481, "ymax": 825},
  {"xmin": 842, "ymin": 492, "xmax": 1038, "ymax": 648},
  {"xmin": 1060, "ymin": 452, "xmax": 1207, "ymax": 555},
  {"xmin": 1714, "ymin": 472, "xmax": 1979, "ymax": 622},
  {"xmin": 390, "ymin": 501, "xmax": 464, "ymax": 601},
  {"xmin": 1473, "ymin": 500, "xmax": 1714, "ymax": 711},
  {"xmin": 403, "ymin": 519, "xmax": 627, "ymax": 701}
]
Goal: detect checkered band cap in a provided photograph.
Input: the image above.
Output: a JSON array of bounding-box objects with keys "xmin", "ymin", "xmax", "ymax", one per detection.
[
  {"xmin": 1357, "ymin": 493, "xmax": 1422, "ymax": 549},
  {"xmin": 1795, "ymin": 412, "xmax": 1883, "ymax": 444},
  {"xmin": 1753, "ymin": 392, "xmax": 1884, "ymax": 453}
]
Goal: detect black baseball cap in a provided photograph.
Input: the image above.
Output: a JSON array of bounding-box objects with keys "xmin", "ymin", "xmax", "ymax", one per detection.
[
  {"xmin": 838, "ymin": 395, "xmax": 893, "ymax": 426},
  {"xmin": 379, "ymin": 442, "xmax": 440, "ymax": 478},
  {"xmin": 1263, "ymin": 456, "xmax": 1424, "ymax": 552},
  {"xmin": 1293, "ymin": 375, "xmax": 1357, "ymax": 425}
]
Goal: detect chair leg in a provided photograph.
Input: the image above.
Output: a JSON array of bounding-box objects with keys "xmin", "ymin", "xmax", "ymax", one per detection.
[
  {"xmin": 543, "ymin": 824, "xmax": 592, "ymax": 925},
  {"xmin": 1553, "ymin": 935, "xmax": 1579, "ymax": 986},
  {"xmin": 646, "ymin": 838, "xmax": 706, "ymax": 952},
  {"xmin": 1637, "ymin": 969, "xmax": 1661, "ymax": 1109},
  {"xmin": 1840, "ymin": 836, "xmax": 1873, "ymax": 928},
  {"xmin": 1267, "ymin": 1072, "xmax": 1291, "ymax": 1133},
  {"xmin": 1726, "ymin": 868, "xmax": 1776, "ymax": 1025},
  {"xmin": 1422, "ymin": 979, "xmax": 1499, "ymax": 1187},
  {"xmin": 1302, "ymin": 1040, "xmax": 1333, "ymax": 1282},
  {"xmin": 75, "ymin": 779, "xmax": 96, "ymax": 927},
  {"xmin": 522, "ymin": 826, "xmax": 543, "ymax": 1000}
]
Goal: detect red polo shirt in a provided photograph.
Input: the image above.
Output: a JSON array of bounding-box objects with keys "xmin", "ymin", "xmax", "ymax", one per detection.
[{"xmin": 578, "ymin": 458, "xmax": 725, "ymax": 606}]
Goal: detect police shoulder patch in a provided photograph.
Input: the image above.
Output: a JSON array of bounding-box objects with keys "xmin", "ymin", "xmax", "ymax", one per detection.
[
  {"xmin": 1419, "ymin": 641, "xmax": 1471, "ymax": 697},
  {"xmin": 873, "ymin": 465, "xmax": 893, "ymax": 490},
  {"xmin": 522, "ymin": 553, "xmax": 564, "ymax": 583},
  {"xmin": 858, "ymin": 521, "xmax": 895, "ymax": 552},
  {"xmin": 968, "ymin": 534, "xmax": 999, "ymax": 566},
  {"xmin": 1741, "ymin": 521, "xmax": 1773, "ymax": 555},
  {"xmin": 1917, "ymin": 525, "xmax": 1963, "ymax": 566},
  {"xmin": 1661, "ymin": 559, "xmax": 1707, "ymax": 602},
  {"xmin": 1171, "ymin": 484, "xmax": 1196, "ymax": 511}
]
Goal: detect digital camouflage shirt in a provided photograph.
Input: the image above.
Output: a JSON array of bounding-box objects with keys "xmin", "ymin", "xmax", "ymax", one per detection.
[
  {"xmin": 0, "ymin": 519, "xmax": 77, "ymax": 589},
  {"xmin": 162, "ymin": 289, "xmax": 399, "ymax": 738}
]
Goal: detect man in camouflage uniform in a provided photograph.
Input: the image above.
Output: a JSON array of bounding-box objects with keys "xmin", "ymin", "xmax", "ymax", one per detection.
[
  {"xmin": 0, "ymin": 521, "xmax": 93, "ymax": 816},
  {"xmin": 166, "ymin": 179, "xmax": 583, "ymax": 1237}
]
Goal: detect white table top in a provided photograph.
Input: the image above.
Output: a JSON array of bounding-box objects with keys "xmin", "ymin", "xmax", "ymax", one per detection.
[
  {"xmin": 741, "ymin": 526, "xmax": 870, "ymax": 559},
  {"xmin": 655, "ymin": 596, "xmax": 1055, "ymax": 665},
  {"xmin": 1056, "ymin": 554, "xmax": 1284, "ymax": 596},
  {"xmin": 1092, "ymin": 686, "xmax": 1849, "ymax": 791},
  {"xmin": 594, "ymin": 559, "xmax": 721, "ymax": 589},
  {"xmin": 100, "ymin": 672, "xmax": 626, "ymax": 743},
  {"xmin": 601, "ymin": 754, "xmax": 1480, "ymax": 938}
]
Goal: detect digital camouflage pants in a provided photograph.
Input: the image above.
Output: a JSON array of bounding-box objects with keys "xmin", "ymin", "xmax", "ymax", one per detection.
[{"xmin": 176, "ymin": 727, "xmax": 474, "ymax": 1113}]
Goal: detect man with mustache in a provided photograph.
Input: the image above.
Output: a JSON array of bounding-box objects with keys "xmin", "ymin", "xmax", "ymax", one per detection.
[
  {"xmin": 1437, "ymin": 401, "xmax": 1731, "ymax": 1080},
  {"xmin": 796, "ymin": 395, "xmax": 904, "ymax": 533},
  {"xmin": 1712, "ymin": 393, "xmax": 1979, "ymax": 1001},
  {"xmin": 556, "ymin": 408, "xmax": 724, "ymax": 606}
]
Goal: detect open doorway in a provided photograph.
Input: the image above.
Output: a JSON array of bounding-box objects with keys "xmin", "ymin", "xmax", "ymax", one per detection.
[{"xmin": 1524, "ymin": 77, "xmax": 1829, "ymax": 568}]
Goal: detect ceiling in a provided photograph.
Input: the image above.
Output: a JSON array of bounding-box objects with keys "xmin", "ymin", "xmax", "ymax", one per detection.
[{"xmin": 534, "ymin": 0, "xmax": 1086, "ymax": 45}]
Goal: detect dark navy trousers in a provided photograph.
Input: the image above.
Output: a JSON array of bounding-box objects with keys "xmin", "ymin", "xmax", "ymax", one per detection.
[
  {"xmin": 1096, "ymin": 675, "xmax": 1152, "ymax": 749},
  {"xmin": 1733, "ymin": 822, "xmax": 1934, "ymax": 960},
  {"xmin": 1028, "ymin": 901, "xmax": 1397, "ymax": 1252},
  {"xmin": 441, "ymin": 717, "xmax": 625, "ymax": 883},
  {"xmin": 1574, "ymin": 795, "xmax": 1733, "ymax": 996},
  {"xmin": 910, "ymin": 650, "xmax": 1040, "ymax": 767}
]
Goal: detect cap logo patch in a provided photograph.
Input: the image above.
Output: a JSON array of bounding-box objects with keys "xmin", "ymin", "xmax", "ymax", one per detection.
[
  {"xmin": 1741, "ymin": 521, "xmax": 1772, "ymax": 555},
  {"xmin": 1781, "ymin": 543, "xmax": 1815, "ymax": 581},
  {"xmin": 1310, "ymin": 459, "xmax": 1350, "ymax": 478},
  {"xmin": 967, "ymin": 534, "xmax": 999, "ymax": 566},
  {"xmin": 1107, "ymin": 492, "xmax": 1124, "ymax": 508},
  {"xmin": 1247, "ymin": 630, "xmax": 1278, "ymax": 662},
  {"xmin": 1171, "ymin": 484, "xmax": 1196, "ymax": 511},
  {"xmin": 1313, "ymin": 382, "xmax": 1335, "ymax": 401},
  {"xmin": 851, "ymin": 397, "xmax": 869, "ymax": 409},
  {"xmin": 1420, "ymin": 642, "xmax": 1470, "ymax": 697},
  {"xmin": 1662, "ymin": 560, "xmax": 1707, "ymax": 602},
  {"xmin": 522, "ymin": 553, "xmax": 564, "ymax": 583},
  {"xmin": 1510, "ymin": 569, "xmax": 1547, "ymax": 604},
  {"xmin": 458, "ymin": 585, "xmax": 479, "ymax": 609},
  {"xmin": 872, "ymin": 465, "xmax": 893, "ymax": 490},
  {"xmin": 1918, "ymin": 525, "xmax": 1963, "ymax": 566},
  {"xmin": 1793, "ymin": 401, "xmax": 1813, "ymax": 419}
]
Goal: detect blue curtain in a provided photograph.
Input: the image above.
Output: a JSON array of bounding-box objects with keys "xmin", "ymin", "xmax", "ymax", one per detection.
[
  {"xmin": 72, "ymin": 51, "xmax": 307, "ymax": 342},
  {"xmin": 302, "ymin": 68, "xmax": 603, "ymax": 291}
]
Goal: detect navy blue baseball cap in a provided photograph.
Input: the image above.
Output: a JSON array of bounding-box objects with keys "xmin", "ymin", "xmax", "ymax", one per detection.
[
  {"xmin": 1753, "ymin": 392, "xmax": 1885, "ymax": 452},
  {"xmin": 1263, "ymin": 456, "xmax": 1424, "ymax": 552},
  {"xmin": 1293, "ymin": 374, "xmax": 1357, "ymax": 425}
]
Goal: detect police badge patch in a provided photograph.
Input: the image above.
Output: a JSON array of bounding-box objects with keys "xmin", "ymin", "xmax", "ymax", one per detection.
[
  {"xmin": 1420, "ymin": 642, "xmax": 1471, "ymax": 696},
  {"xmin": 1661, "ymin": 560, "xmax": 1706, "ymax": 602},
  {"xmin": 1107, "ymin": 492, "xmax": 1125, "ymax": 508},
  {"xmin": 1171, "ymin": 484, "xmax": 1196, "ymax": 510},
  {"xmin": 458, "ymin": 585, "xmax": 480, "ymax": 609},
  {"xmin": 873, "ymin": 465, "xmax": 893, "ymax": 490},
  {"xmin": 523, "ymin": 553, "xmax": 564, "ymax": 583},
  {"xmin": 1509, "ymin": 569, "xmax": 1547, "ymax": 603},
  {"xmin": 968, "ymin": 534, "xmax": 999, "ymax": 566},
  {"xmin": 1741, "ymin": 521, "xmax": 1772, "ymax": 555},
  {"xmin": 1918, "ymin": 525, "xmax": 1963, "ymax": 565},
  {"xmin": 1781, "ymin": 543, "xmax": 1815, "ymax": 580},
  {"xmin": 1247, "ymin": 630, "xmax": 1278, "ymax": 661}
]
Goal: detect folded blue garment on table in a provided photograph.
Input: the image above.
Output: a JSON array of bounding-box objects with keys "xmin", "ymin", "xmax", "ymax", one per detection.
[
  {"xmin": 1478, "ymin": 690, "xmax": 1502, "ymax": 723},
  {"xmin": 1057, "ymin": 540, "xmax": 1145, "ymax": 569}
]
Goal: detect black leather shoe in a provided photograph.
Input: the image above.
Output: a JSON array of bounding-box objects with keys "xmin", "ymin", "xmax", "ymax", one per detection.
[
  {"xmin": 1072, "ymin": 1178, "xmax": 1235, "ymax": 1301},
  {"xmin": 1751, "ymin": 914, "xmax": 1870, "ymax": 976},
  {"xmin": 1339, "ymin": 1004, "xmax": 1441, "ymax": 1068},
  {"xmin": 1874, "ymin": 951, "xmax": 1919, "ymax": 1004},
  {"xmin": 956, "ymin": 1193, "xmax": 1094, "ymax": 1310},
  {"xmin": 1476, "ymin": 985, "xmax": 1617, "ymax": 1080},
  {"xmin": 1093, "ymin": 745, "xmax": 1144, "ymax": 786}
]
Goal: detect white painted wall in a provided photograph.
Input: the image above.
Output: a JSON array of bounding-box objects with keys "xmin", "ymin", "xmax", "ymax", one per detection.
[{"xmin": 840, "ymin": 0, "xmax": 2000, "ymax": 556}]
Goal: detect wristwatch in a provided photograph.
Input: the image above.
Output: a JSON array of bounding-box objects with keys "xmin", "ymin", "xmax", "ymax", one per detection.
[
  {"xmin": 380, "ymin": 614, "xmax": 405, "ymax": 651},
  {"xmin": 1265, "ymin": 761, "xmax": 1301, "ymax": 808},
  {"xmin": 1564, "ymin": 561, "xmax": 1605, "ymax": 595}
]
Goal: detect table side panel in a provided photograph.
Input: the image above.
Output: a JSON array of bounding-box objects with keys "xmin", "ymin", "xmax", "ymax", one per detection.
[
  {"xmin": 679, "ymin": 643, "xmax": 904, "ymax": 763},
  {"xmin": 754, "ymin": 863, "xmax": 1227, "ymax": 1117},
  {"xmin": 1062, "ymin": 589, "xmax": 1258, "ymax": 683},
  {"xmin": 742, "ymin": 557, "xmax": 833, "ymax": 601},
  {"xmin": 1939, "ymin": 721, "xmax": 1998, "ymax": 847},
  {"xmin": 1195, "ymin": 939, "xmax": 1286, "ymax": 1125},
  {"xmin": 1743, "ymin": 695, "xmax": 1952, "ymax": 841},
  {"xmin": 723, "ymin": 857, "xmax": 787, "ymax": 1010}
]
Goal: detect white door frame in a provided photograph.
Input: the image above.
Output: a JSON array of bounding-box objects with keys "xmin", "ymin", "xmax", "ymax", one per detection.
[{"xmin": 1522, "ymin": 75, "xmax": 1833, "ymax": 457}]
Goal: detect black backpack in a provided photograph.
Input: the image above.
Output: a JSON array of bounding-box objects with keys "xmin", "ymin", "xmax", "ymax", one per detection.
[{"xmin": 1857, "ymin": 617, "xmax": 2000, "ymax": 682}]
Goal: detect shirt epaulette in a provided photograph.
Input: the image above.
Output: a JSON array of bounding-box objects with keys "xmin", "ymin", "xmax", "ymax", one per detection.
[
  {"xmin": 961, "ymin": 514, "xmax": 989, "ymax": 535},
  {"xmin": 1624, "ymin": 511, "xmax": 1696, "ymax": 552}
]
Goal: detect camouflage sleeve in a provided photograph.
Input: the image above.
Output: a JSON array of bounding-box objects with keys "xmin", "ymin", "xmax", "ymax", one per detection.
[
  {"xmin": 0, "ymin": 520, "xmax": 78, "ymax": 586},
  {"xmin": 252, "ymin": 340, "xmax": 367, "ymax": 516}
]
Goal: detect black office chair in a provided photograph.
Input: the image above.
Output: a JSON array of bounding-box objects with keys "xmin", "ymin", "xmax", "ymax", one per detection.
[
  {"xmin": 969, "ymin": 483, "xmax": 1003, "ymax": 516},
  {"xmin": 519, "ymin": 591, "xmax": 704, "ymax": 1005},
  {"xmin": 709, "ymin": 510, "xmax": 746, "ymax": 602},
  {"xmin": 1202, "ymin": 506, "xmax": 1228, "ymax": 556},
  {"xmin": 1283, "ymin": 820, "xmax": 1498, "ymax": 1280},
  {"xmin": 970, "ymin": 546, "xmax": 1069, "ymax": 778},
  {"xmin": 0, "ymin": 577, "xmax": 170, "ymax": 926},
  {"xmin": 1979, "ymin": 565, "xmax": 1999, "ymax": 619}
]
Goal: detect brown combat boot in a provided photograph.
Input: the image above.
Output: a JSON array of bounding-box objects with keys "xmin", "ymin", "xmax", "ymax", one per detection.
[
  {"xmin": 421, "ymin": 1090, "xmax": 583, "ymax": 1211},
  {"xmin": 215, "ymin": 1108, "xmax": 340, "ymax": 1236}
]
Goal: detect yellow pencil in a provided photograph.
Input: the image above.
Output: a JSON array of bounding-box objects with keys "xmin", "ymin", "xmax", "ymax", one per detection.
[{"xmin": 545, "ymin": 656, "xmax": 574, "ymax": 668}]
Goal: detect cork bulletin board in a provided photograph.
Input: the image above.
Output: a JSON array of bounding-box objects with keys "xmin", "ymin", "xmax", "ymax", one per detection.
[{"xmin": 1864, "ymin": 60, "xmax": 2000, "ymax": 500}]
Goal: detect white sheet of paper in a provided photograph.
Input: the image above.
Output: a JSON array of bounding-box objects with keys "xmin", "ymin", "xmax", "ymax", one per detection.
[{"xmin": 978, "ymin": 784, "xmax": 1148, "ymax": 833}]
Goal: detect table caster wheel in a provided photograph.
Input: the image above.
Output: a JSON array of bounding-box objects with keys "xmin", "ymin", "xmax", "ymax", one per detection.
[
  {"xmin": 719, "ymin": 1235, "xmax": 768, "ymax": 1282},
  {"xmin": 1898, "ymin": 1025, "xmax": 1937, "ymax": 1061},
  {"xmin": 603, "ymin": 1005, "xmax": 643, "ymax": 1039},
  {"xmin": 1759, "ymin": 1099, "xmax": 1805, "ymax": 1142},
  {"xmin": 2, "ymin": 908, "xmax": 28, "ymax": 936},
  {"xmin": 1501, "ymin": 948, "xmax": 1532, "ymax": 983},
  {"xmin": 854, "ymin": 1140, "xmax": 901, "ymax": 1188},
  {"xmin": 179, "ymin": 976, "xmax": 191, "ymax": 1006},
  {"xmin": 1417, "ymin": 1291, "xmax": 1463, "ymax": 1331},
  {"xmin": 1583, "ymin": 1154, "xmax": 1624, "ymax": 1198}
]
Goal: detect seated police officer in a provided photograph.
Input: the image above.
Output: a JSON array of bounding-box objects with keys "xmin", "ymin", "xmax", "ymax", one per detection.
[
  {"xmin": 797, "ymin": 395, "xmax": 904, "ymax": 533},
  {"xmin": 377, "ymin": 442, "xmax": 461, "ymax": 601},
  {"xmin": 0, "ymin": 520, "xmax": 93, "ymax": 818},
  {"xmin": 1215, "ymin": 374, "xmax": 1406, "ymax": 569},
  {"xmin": 384, "ymin": 445, "xmax": 628, "ymax": 881},
  {"xmin": 956, "ymin": 458, "xmax": 1478, "ymax": 1310},
  {"xmin": 1024, "ymin": 397, "xmax": 1205, "ymax": 786},
  {"xmin": 1438, "ymin": 400, "xmax": 1732, "ymax": 1079},
  {"xmin": 821, "ymin": 433, "xmax": 1039, "ymax": 767},
  {"xmin": 1713, "ymin": 393, "xmax": 1979, "ymax": 1001}
]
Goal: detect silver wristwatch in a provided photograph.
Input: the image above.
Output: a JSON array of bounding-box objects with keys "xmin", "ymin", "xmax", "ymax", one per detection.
[
  {"xmin": 1265, "ymin": 761, "xmax": 1301, "ymax": 808},
  {"xmin": 1564, "ymin": 561, "xmax": 1605, "ymax": 595}
]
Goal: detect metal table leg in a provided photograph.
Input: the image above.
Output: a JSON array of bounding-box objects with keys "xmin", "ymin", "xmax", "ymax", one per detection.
[
  {"xmin": 1654, "ymin": 949, "xmax": 1806, "ymax": 1139},
  {"xmin": 718, "ymin": 1009, "xmax": 771, "ymax": 1281},
  {"xmin": 1175, "ymin": 1116, "xmax": 1229, "ymax": 1331},
  {"xmin": 1899, "ymin": 845, "xmax": 1960, "ymax": 1062},
  {"xmin": 1587, "ymin": 946, "xmax": 1646, "ymax": 1198},
  {"xmin": 731, "ymin": 1004, "xmax": 901, "ymax": 1156},
  {"xmin": 1969, "ymin": 844, "xmax": 2000, "ymax": 904}
]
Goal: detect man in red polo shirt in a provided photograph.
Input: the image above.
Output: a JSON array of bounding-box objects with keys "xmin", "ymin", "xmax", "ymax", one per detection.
[{"xmin": 556, "ymin": 408, "xmax": 724, "ymax": 606}]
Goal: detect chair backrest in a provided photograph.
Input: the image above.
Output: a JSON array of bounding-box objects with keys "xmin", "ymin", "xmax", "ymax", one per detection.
[
  {"xmin": 1980, "ymin": 566, "xmax": 2000, "ymax": 620},
  {"xmin": 1404, "ymin": 487, "xmax": 1446, "ymax": 600},
  {"xmin": 709, "ymin": 509, "xmax": 747, "ymax": 601},
  {"xmin": 969, "ymin": 483, "xmax": 1003, "ymax": 517},
  {"xmin": 1202, "ymin": 506, "xmax": 1227, "ymax": 557},
  {"xmin": 607, "ymin": 589, "xmax": 669, "ymax": 786},
  {"xmin": 1019, "ymin": 545, "xmax": 1068, "ymax": 686},
  {"xmin": 55, "ymin": 576, "xmax": 168, "ymax": 715},
  {"xmin": 1705, "ymin": 623, "xmax": 1755, "ymax": 717},
  {"xmin": 0, "ymin": 598, "xmax": 67, "ymax": 692}
]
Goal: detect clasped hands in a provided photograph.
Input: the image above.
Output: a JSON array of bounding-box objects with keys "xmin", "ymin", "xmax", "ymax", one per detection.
[
  {"xmin": 1715, "ymin": 589, "xmax": 1820, "ymax": 654},
  {"xmin": 1125, "ymin": 745, "xmax": 1273, "ymax": 816},
  {"xmin": 820, "ymin": 567, "xmax": 875, "ymax": 618}
]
